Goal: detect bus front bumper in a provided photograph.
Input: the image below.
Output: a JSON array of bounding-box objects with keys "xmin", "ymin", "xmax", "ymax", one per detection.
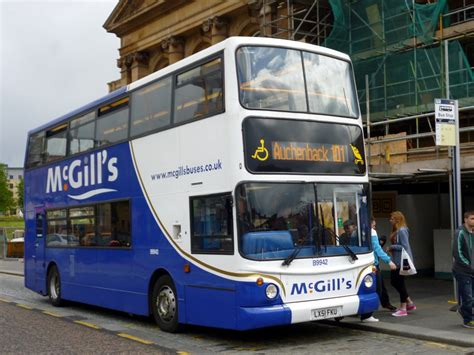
[{"xmin": 237, "ymin": 293, "xmax": 379, "ymax": 330}]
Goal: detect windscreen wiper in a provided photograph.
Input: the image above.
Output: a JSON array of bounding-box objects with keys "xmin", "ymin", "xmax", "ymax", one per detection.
[
  {"xmin": 322, "ymin": 224, "xmax": 358, "ymax": 262},
  {"xmin": 337, "ymin": 235, "xmax": 358, "ymax": 262},
  {"xmin": 282, "ymin": 243, "xmax": 303, "ymax": 266},
  {"xmin": 282, "ymin": 224, "xmax": 317, "ymax": 266}
]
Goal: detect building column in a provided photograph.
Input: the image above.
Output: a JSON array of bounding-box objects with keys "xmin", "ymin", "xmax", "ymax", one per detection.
[
  {"xmin": 248, "ymin": 0, "xmax": 278, "ymax": 37},
  {"xmin": 276, "ymin": 1, "xmax": 289, "ymax": 39},
  {"xmin": 116, "ymin": 57, "xmax": 131, "ymax": 88},
  {"xmin": 202, "ymin": 16, "xmax": 228, "ymax": 44},
  {"xmin": 162, "ymin": 37, "xmax": 184, "ymax": 64},
  {"xmin": 129, "ymin": 51, "xmax": 150, "ymax": 82}
]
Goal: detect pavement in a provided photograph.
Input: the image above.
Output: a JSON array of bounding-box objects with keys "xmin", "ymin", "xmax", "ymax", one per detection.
[
  {"xmin": 0, "ymin": 257, "xmax": 24, "ymax": 276},
  {"xmin": 1, "ymin": 258, "xmax": 473, "ymax": 348},
  {"xmin": 324, "ymin": 277, "xmax": 474, "ymax": 349}
]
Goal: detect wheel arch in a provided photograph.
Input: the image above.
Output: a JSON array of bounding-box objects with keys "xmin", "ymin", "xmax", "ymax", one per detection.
[
  {"xmin": 148, "ymin": 268, "xmax": 173, "ymax": 315},
  {"xmin": 45, "ymin": 261, "xmax": 59, "ymax": 295}
]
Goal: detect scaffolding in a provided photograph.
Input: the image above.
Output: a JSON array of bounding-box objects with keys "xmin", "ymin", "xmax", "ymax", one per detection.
[
  {"xmin": 258, "ymin": 0, "xmax": 334, "ymax": 44},
  {"xmin": 258, "ymin": 0, "xmax": 474, "ymax": 121}
]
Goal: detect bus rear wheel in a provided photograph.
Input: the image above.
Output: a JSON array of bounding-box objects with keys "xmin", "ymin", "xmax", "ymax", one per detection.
[
  {"xmin": 47, "ymin": 266, "xmax": 63, "ymax": 307},
  {"xmin": 151, "ymin": 275, "xmax": 179, "ymax": 332}
]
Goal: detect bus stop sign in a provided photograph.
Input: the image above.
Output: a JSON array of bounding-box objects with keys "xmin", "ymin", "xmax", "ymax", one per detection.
[{"xmin": 435, "ymin": 99, "xmax": 457, "ymax": 146}]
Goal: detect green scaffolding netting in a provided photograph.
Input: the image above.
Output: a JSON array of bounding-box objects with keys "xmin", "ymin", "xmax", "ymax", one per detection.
[{"xmin": 324, "ymin": 0, "xmax": 474, "ymax": 118}]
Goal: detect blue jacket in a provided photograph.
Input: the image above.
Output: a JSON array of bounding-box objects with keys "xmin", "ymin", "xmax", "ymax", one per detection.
[
  {"xmin": 390, "ymin": 226, "xmax": 414, "ymax": 269},
  {"xmin": 371, "ymin": 229, "xmax": 391, "ymax": 266}
]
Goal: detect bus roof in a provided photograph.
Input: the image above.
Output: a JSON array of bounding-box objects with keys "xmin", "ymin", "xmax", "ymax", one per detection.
[
  {"xmin": 128, "ymin": 36, "xmax": 351, "ymax": 91},
  {"xmin": 28, "ymin": 36, "xmax": 351, "ymax": 136},
  {"xmin": 28, "ymin": 86, "xmax": 127, "ymax": 136}
]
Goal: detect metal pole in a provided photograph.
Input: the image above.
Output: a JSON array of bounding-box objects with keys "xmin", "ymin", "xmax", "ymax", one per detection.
[
  {"xmin": 366, "ymin": 74, "xmax": 374, "ymax": 243},
  {"xmin": 445, "ymin": 39, "xmax": 454, "ymax": 230},
  {"xmin": 366, "ymin": 75, "xmax": 371, "ymax": 166},
  {"xmin": 413, "ymin": 0, "xmax": 419, "ymax": 149},
  {"xmin": 287, "ymin": 0, "xmax": 292, "ymax": 40},
  {"xmin": 453, "ymin": 98, "xmax": 462, "ymax": 227},
  {"xmin": 445, "ymin": 39, "xmax": 461, "ymax": 311}
]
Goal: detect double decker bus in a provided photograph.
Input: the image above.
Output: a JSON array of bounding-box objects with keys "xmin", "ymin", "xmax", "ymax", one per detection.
[{"xmin": 24, "ymin": 37, "xmax": 378, "ymax": 332}]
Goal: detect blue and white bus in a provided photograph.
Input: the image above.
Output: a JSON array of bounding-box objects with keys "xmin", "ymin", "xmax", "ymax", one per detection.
[{"xmin": 24, "ymin": 37, "xmax": 378, "ymax": 332}]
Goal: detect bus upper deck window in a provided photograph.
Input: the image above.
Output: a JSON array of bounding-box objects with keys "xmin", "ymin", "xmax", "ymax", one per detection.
[
  {"xmin": 174, "ymin": 57, "xmax": 223, "ymax": 124},
  {"xmin": 131, "ymin": 77, "xmax": 172, "ymax": 138},
  {"xmin": 96, "ymin": 98, "xmax": 129, "ymax": 147},
  {"xmin": 26, "ymin": 132, "xmax": 45, "ymax": 168},
  {"xmin": 44, "ymin": 124, "xmax": 67, "ymax": 163},
  {"xmin": 69, "ymin": 112, "xmax": 96, "ymax": 155}
]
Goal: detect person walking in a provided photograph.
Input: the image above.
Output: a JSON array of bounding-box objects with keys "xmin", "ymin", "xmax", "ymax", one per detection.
[
  {"xmin": 371, "ymin": 218, "xmax": 397, "ymax": 311},
  {"xmin": 386, "ymin": 211, "xmax": 416, "ymax": 317},
  {"xmin": 452, "ymin": 211, "xmax": 474, "ymax": 329},
  {"xmin": 359, "ymin": 218, "xmax": 397, "ymax": 323},
  {"xmin": 378, "ymin": 235, "xmax": 396, "ymax": 310}
]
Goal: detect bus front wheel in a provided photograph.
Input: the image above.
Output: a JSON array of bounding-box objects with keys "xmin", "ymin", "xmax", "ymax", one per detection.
[
  {"xmin": 47, "ymin": 266, "xmax": 63, "ymax": 307},
  {"xmin": 151, "ymin": 275, "xmax": 179, "ymax": 332}
]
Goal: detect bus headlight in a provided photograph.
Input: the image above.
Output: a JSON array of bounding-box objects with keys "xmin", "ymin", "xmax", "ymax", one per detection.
[
  {"xmin": 265, "ymin": 284, "xmax": 278, "ymax": 299},
  {"xmin": 363, "ymin": 274, "xmax": 374, "ymax": 289}
]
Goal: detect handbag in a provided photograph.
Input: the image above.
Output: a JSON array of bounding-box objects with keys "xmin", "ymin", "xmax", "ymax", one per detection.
[{"xmin": 399, "ymin": 247, "xmax": 417, "ymax": 276}]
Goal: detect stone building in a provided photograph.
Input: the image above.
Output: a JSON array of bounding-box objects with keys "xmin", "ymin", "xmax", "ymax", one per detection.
[
  {"xmin": 6, "ymin": 167, "xmax": 23, "ymax": 204},
  {"xmin": 104, "ymin": 0, "xmax": 263, "ymax": 91},
  {"xmin": 103, "ymin": 0, "xmax": 474, "ymax": 277}
]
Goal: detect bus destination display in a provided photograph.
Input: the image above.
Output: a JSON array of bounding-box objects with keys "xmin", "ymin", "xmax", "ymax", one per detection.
[{"xmin": 244, "ymin": 117, "xmax": 366, "ymax": 175}]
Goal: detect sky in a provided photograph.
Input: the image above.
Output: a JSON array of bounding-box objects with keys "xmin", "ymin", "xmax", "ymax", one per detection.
[{"xmin": 0, "ymin": 0, "xmax": 120, "ymax": 168}]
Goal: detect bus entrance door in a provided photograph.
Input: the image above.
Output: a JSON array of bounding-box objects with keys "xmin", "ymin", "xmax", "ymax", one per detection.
[{"xmin": 33, "ymin": 208, "xmax": 46, "ymax": 294}]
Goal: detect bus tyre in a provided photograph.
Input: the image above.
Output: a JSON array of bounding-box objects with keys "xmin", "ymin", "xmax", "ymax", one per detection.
[
  {"xmin": 47, "ymin": 266, "xmax": 63, "ymax": 307},
  {"xmin": 152, "ymin": 275, "xmax": 179, "ymax": 332}
]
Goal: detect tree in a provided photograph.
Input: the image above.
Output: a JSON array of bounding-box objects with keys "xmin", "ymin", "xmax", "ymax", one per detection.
[
  {"xmin": 0, "ymin": 164, "xmax": 14, "ymax": 213},
  {"xmin": 17, "ymin": 176, "xmax": 24, "ymax": 210}
]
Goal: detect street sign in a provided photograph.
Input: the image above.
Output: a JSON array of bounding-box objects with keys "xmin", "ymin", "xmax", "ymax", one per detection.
[{"xmin": 435, "ymin": 99, "xmax": 457, "ymax": 146}]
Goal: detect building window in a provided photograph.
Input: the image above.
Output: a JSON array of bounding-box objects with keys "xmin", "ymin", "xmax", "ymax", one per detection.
[{"xmin": 190, "ymin": 193, "xmax": 233, "ymax": 254}]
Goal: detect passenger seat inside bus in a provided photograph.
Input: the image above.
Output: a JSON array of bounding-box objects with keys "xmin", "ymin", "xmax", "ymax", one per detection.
[{"xmin": 242, "ymin": 230, "xmax": 294, "ymax": 256}]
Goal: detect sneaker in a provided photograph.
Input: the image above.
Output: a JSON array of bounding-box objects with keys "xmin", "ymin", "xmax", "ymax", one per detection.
[
  {"xmin": 463, "ymin": 321, "xmax": 474, "ymax": 329},
  {"xmin": 361, "ymin": 316, "xmax": 379, "ymax": 323},
  {"xmin": 407, "ymin": 303, "xmax": 417, "ymax": 311},
  {"xmin": 392, "ymin": 309, "xmax": 408, "ymax": 317},
  {"xmin": 382, "ymin": 304, "xmax": 397, "ymax": 311}
]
